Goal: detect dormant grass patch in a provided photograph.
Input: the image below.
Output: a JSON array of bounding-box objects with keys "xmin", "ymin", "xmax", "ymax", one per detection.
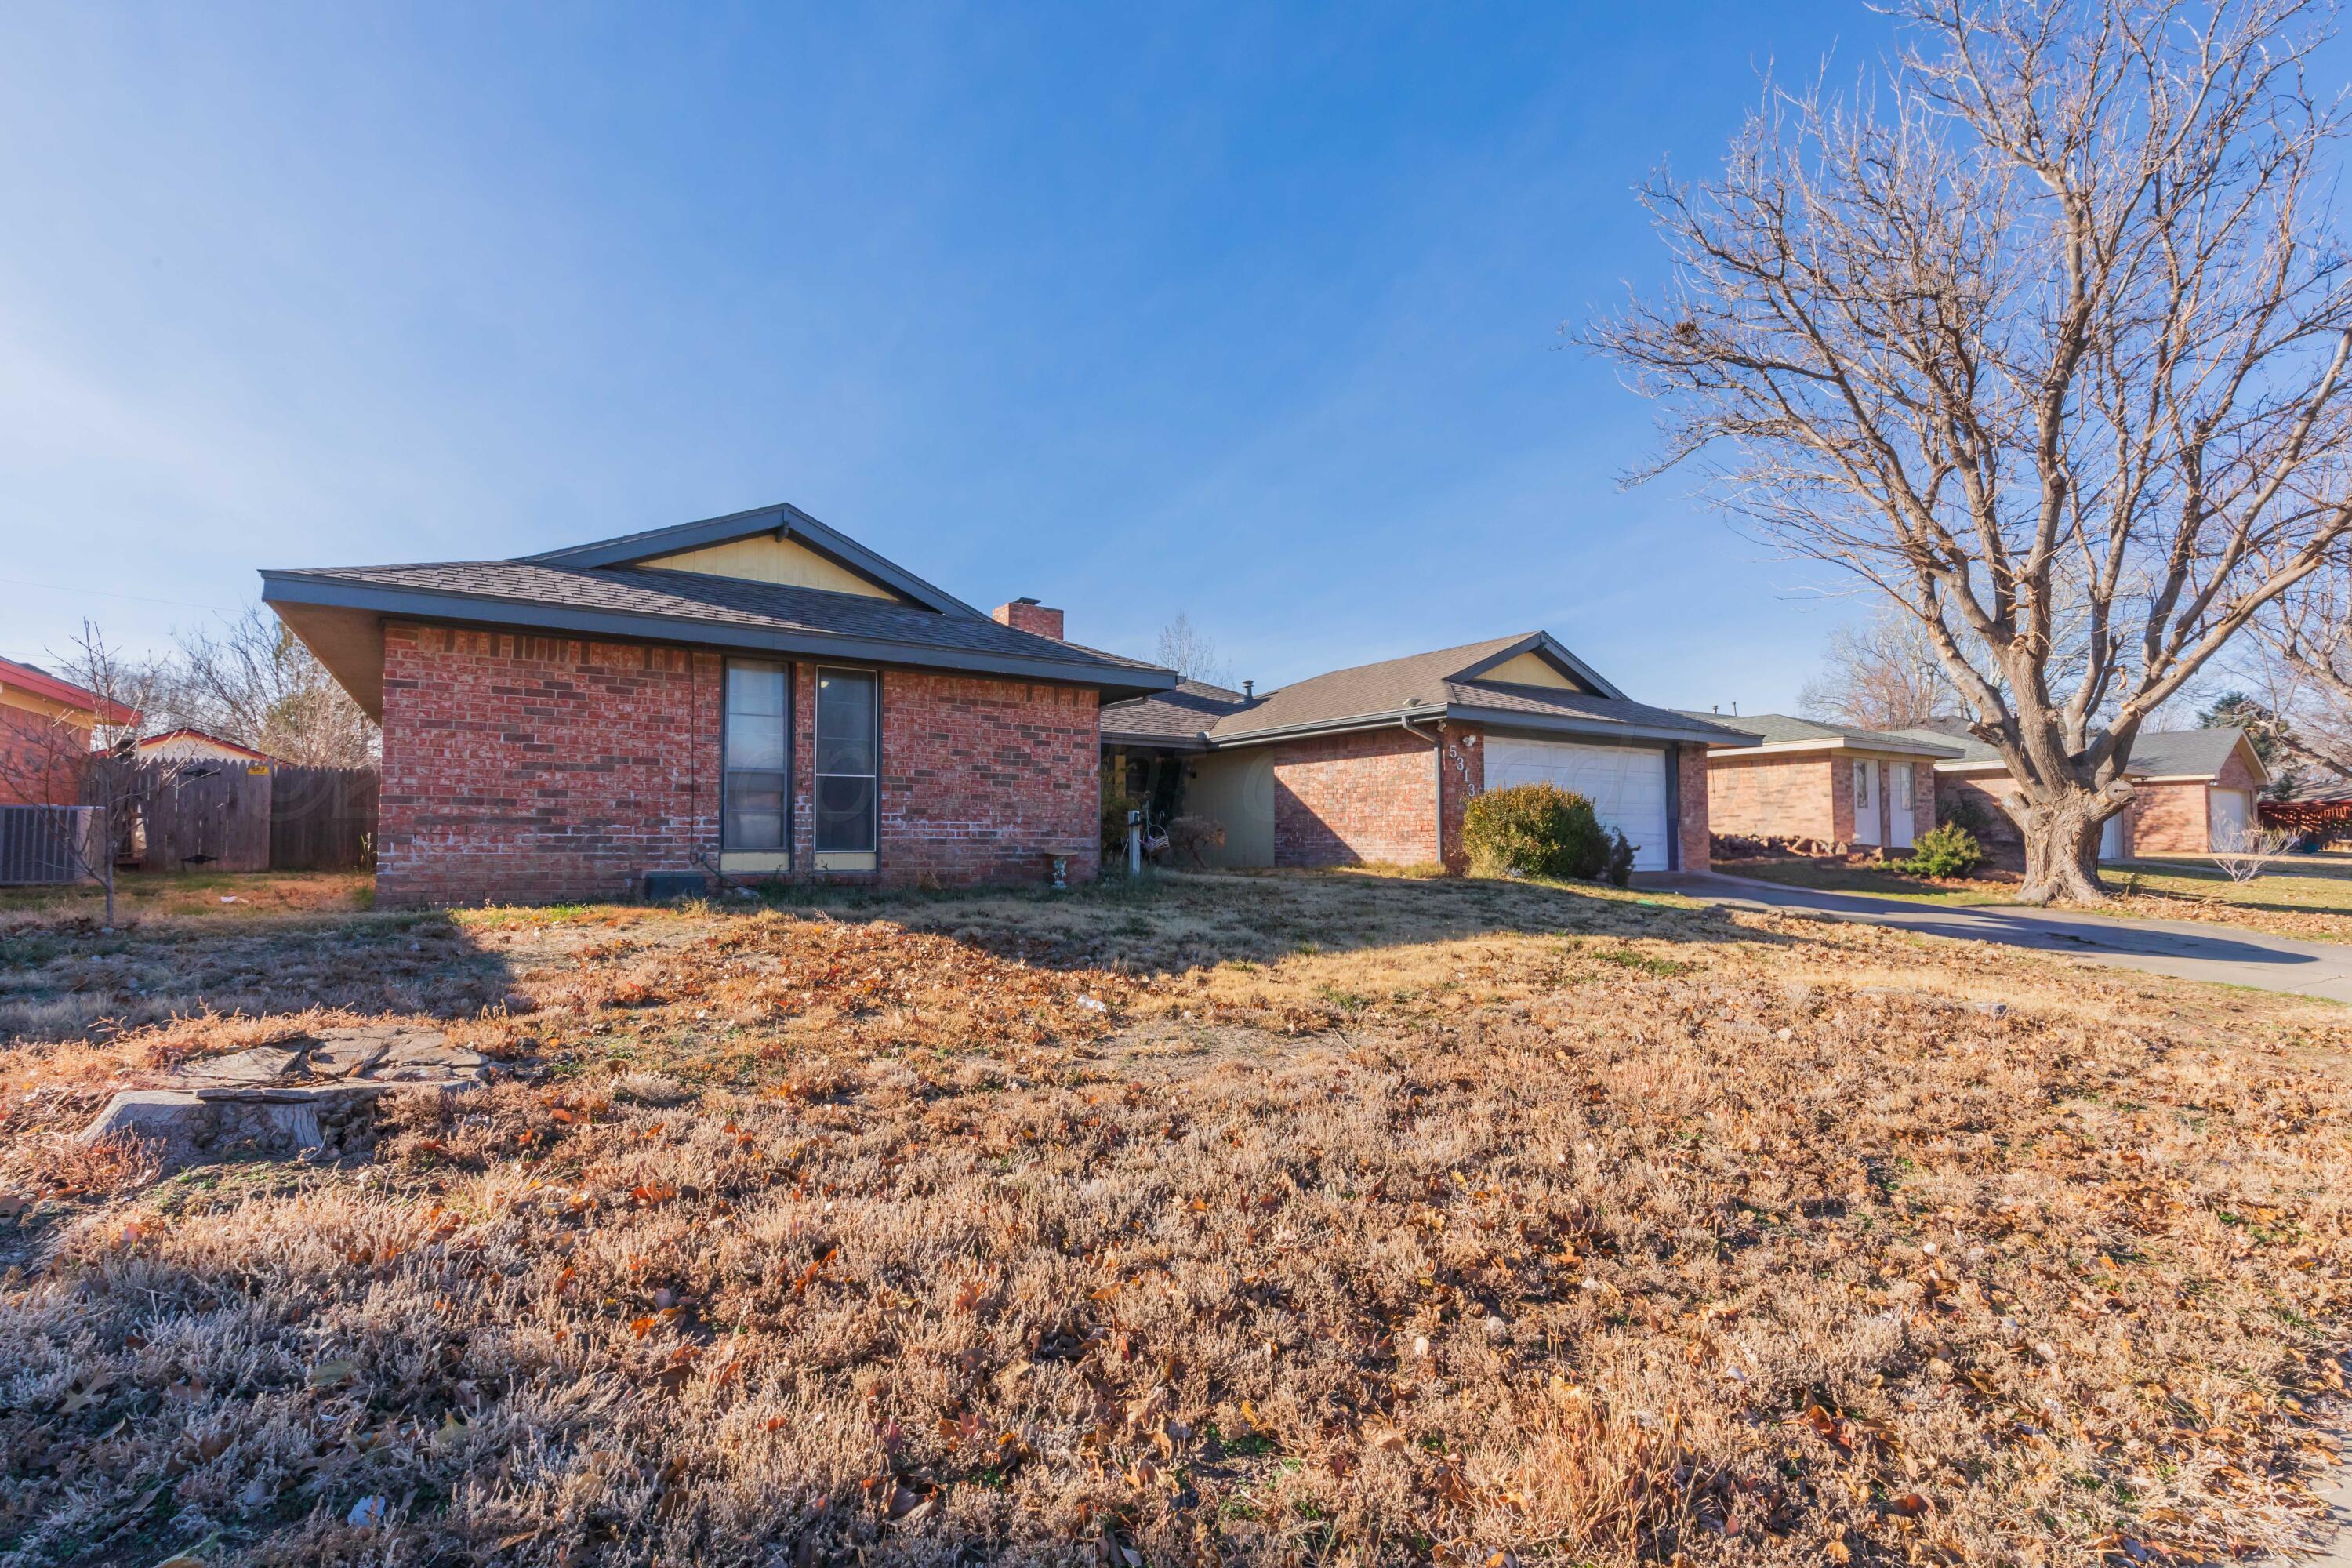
[{"xmin": 2, "ymin": 870, "xmax": 2350, "ymax": 1566}]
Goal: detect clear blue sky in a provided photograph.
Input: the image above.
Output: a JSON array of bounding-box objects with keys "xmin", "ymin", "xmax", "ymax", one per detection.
[{"xmin": 0, "ymin": 2, "xmax": 1893, "ymax": 713}]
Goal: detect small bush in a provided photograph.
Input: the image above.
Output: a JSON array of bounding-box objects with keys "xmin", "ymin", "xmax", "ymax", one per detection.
[
  {"xmin": 1461, "ymin": 783, "xmax": 1613, "ymax": 881},
  {"xmin": 1899, "ymin": 821, "xmax": 1985, "ymax": 879},
  {"xmin": 1602, "ymin": 827, "xmax": 1635, "ymax": 887}
]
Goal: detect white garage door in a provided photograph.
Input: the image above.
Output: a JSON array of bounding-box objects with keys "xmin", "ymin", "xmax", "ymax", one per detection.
[
  {"xmin": 2209, "ymin": 788, "xmax": 2252, "ymax": 851},
  {"xmin": 1483, "ymin": 737, "xmax": 1671, "ymax": 871}
]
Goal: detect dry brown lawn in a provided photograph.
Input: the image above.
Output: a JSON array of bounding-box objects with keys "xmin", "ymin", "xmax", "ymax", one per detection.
[{"xmin": 4, "ymin": 870, "xmax": 2352, "ymax": 1566}]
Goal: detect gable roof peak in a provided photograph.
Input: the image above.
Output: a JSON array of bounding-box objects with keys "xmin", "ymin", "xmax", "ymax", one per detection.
[{"xmin": 521, "ymin": 501, "xmax": 984, "ymax": 619}]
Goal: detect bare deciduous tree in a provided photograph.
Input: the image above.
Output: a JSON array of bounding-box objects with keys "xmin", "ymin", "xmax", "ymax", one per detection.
[
  {"xmin": 1798, "ymin": 602, "xmax": 1969, "ymax": 728},
  {"xmin": 1592, "ymin": 0, "xmax": 2352, "ymax": 902},
  {"xmin": 2245, "ymin": 551, "xmax": 2352, "ymax": 778},
  {"xmin": 1155, "ymin": 614, "xmax": 1237, "ymax": 689},
  {"xmin": 157, "ymin": 606, "xmax": 378, "ymax": 768}
]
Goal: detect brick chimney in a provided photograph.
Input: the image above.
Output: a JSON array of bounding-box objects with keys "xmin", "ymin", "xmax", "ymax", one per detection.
[{"xmin": 992, "ymin": 597, "xmax": 1064, "ymax": 640}]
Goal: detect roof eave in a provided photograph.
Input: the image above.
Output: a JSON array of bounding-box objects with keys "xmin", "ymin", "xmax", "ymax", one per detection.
[
  {"xmin": 1202, "ymin": 702, "xmax": 1741, "ymax": 750},
  {"xmin": 1443, "ymin": 702, "xmax": 1751, "ymax": 748},
  {"xmin": 260, "ymin": 571, "xmax": 1176, "ymax": 702},
  {"xmin": 1715, "ymin": 736, "xmax": 1965, "ymax": 759},
  {"xmin": 1101, "ymin": 731, "xmax": 1212, "ymax": 752}
]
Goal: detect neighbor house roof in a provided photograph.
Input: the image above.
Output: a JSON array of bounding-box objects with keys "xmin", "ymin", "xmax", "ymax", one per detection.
[
  {"xmin": 2129, "ymin": 728, "xmax": 2267, "ymax": 782},
  {"xmin": 134, "ymin": 728, "xmax": 274, "ymax": 762},
  {"xmin": 0, "ymin": 655, "xmax": 137, "ymax": 726},
  {"xmin": 262, "ymin": 502, "xmax": 1178, "ymax": 718},
  {"xmin": 1672, "ymin": 713, "xmax": 1964, "ymax": 758},
  {"xmin": 1100, "ymin": 633, "xmax": 1755, "ymax": 752},
  {"xmin": 1887, "ymin": 721, "xmax": 2270, "ymax": 786},
  {"xmin": 2273, "ymin": 775, "xmax": 2352, "ymax": 803}
]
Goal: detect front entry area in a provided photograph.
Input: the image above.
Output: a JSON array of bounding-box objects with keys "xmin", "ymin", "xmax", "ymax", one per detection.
[{"xmin": 1483, "ymin": 737, "xmax": 1672, "ymax": 871}]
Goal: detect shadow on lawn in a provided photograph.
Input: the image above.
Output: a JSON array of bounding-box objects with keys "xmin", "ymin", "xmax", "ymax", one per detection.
[
  {"xmin": 0, "ymin": 908, "xmax": 521, "ymax": 1045},
  {"xmin": 0, "ymin": 868, "xmax": 1791, "ymax": 1047},
  {"xmin": 755, "ymin": 866, "xmax": 1802, "ymax": 981}
]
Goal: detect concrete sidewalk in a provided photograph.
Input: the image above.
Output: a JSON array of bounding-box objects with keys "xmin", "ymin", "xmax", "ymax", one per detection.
[{"xmin": 1639, "ymin": 871, "xmax": 2352, "ymax": 1005}]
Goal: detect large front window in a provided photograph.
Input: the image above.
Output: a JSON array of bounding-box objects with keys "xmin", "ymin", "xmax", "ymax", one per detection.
[
  {"xmin": 815, "ymin": 667, "xmax": 878, "ymax": 865},
  {"xmin": 723, "ymin": 660, "xmax": 789, "ymax": 862}
]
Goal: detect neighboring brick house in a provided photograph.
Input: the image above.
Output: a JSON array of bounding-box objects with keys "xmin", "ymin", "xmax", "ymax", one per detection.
[
  {"xmin": 1677, "ymin": 715, "xmax": 1962, "ymax": 854},
  {"xmin": 0, "ymin": 655, "xmax": 136, "ymax": 808},
  {"xmin": 263, "ymin": 503, "xmax": 1173, "ymax": 905},
  {"xmin": 1888, "ymin": 723, "xmax": 2272, "ymax": 862},
  {"xmin": 1101, "ymin": 634, "xmax": 1751, "ymax": 874}
]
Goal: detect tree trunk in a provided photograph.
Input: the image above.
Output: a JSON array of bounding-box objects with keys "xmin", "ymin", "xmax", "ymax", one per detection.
[{"xmin": 2013, "ymin": 789, "xmax": 2111, "ymax": 906}]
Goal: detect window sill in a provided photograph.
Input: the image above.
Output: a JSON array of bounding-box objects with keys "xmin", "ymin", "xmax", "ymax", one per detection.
[
  {"xmin": 719, "ymin": 851, "xmax": 791, "ymax": 875},
  {"xmin": 813, "ymin": 851, "xmax": 877, "ymax": 873}
]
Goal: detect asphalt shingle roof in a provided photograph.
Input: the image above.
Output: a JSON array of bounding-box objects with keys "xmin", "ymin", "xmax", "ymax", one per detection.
[
  {"xmin": 1101, "ymin": 637, "xmax": 1754, "ymax": 748},
  {"xmin": 2131, "ymin": 729, "xmax": 2256, "ymax": 779},
  {"xmin": 1886, "ymin": 721, "xmax": 2258, "ymax": 781},
  {"xmin": 1676, "ymin": 712, "xmax": 1964, "ymax": 756},
  {"xmin": 267, "ymin": 559, "xmax": 1163, "ymax": 678},
  {"xmin": 1100, "ymin": 681, "xmax": 1250, "ymax": 744}
]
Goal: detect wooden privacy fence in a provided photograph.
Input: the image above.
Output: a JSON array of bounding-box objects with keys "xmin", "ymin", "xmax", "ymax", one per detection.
[
  {"xmin": 138, "ymin": 760, "xmax": 271, "ymax": 873},
  {"xmin": 2262, "ymin": 796, "xmax": 2352, "ymax": 847},
  {"xmin": 268, "ymin": 765, "xmax": 379, "ymax": 871},
  {"xmin": 132, "ymin": 762, "xmax": 378, "ymax": 874}
]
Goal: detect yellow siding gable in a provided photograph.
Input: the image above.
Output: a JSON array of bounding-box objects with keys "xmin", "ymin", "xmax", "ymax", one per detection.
[
  {"xmin": 1479, "ymin": 652, "xmax": 1581, "ymax": 690},
  {"xmin": 641, "ymin": 533, "xmax": 904, "ymax": 601}
]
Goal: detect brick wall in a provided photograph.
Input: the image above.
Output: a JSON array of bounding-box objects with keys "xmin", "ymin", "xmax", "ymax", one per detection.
[
  {"xmin": 1676, "ymin": 743, "xmax": 1711, "ymax": 872},
  {"xmin": 1936, "ymin": 772, "xmax": 2024, "ymax": 865},
  {"xmin": 873, "ymin": 669, "xmax": 1099, "ymax": 886},
  {"xmin": 1272, "ymin": 728, "xmax": 1439, "ymax": 868},
  {"xmin": 1708, "ymin": 751, "xmax": 1940, "ymax": 853},
  {"xmin": 378, "ymin": 624, "xmax": 724, "ymax": 906},
  {"xmin": 2128, "ymin": 781, "xmax": 2209, "ymax": 855},
  {"xmin": 379, "ymin": 622, "xmax": 1102, "ymax": 906},
  {"xmin": 0, "ymin": 700, "xmax": 89, "ymax": 807},
  {"xmin": 1436, "ymin": 722, "xmax": 1484, "ymax": 873},
  {"xmin": 1705, "ymin": 753, "xmax": 1836, "ymax": 843},
  {"xmin": 2129, "ymin": 746, "xmax": 2263, "ymax": 855},
  {"xmin": 1268, "ymin": 726, "xmax": 1700, "ymax": 875}
]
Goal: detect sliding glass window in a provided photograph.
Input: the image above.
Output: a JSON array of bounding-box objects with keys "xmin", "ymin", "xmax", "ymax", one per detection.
[
  {"xmin": 722, "ymin": 660, "xmax": 789, "ymax": 864},
  {"xmin": 815, "ymin": 668, "xmax": 878, "ymax": 862}
]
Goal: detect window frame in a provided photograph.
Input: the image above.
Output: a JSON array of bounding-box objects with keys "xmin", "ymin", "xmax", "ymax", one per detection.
[
  {"xmin": 719, "ymin": 657, "xmax": 793, "ymax": 873},
  {"xmin": 812, "ymin": 665, "xmax": 880, "ymax": 871}
]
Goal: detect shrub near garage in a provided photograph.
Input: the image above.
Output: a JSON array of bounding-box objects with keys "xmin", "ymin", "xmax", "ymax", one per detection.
[{"xmin": 1461, "ymin": 782, "xmax": 1633, "ymax": 885}]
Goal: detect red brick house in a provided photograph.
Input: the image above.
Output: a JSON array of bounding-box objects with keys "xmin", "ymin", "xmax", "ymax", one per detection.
[
  {"xmin": 263, "ymin": 503, "xmax": 1172, "ymax": 905},
  {"xmin": 1101, "ymin": 634, "xmax": 1751, "ymax": 873},
  {"xmin": 0, "ymin": 655, "xmax": 136, "ymax": 808},
  {"xmin": 1679, "ymin": 715, "xmax": 1963, "ymax": 854},
  {"xmin": 1888, "ymin": 723, "xmax": 2272, "ymax": 862}
]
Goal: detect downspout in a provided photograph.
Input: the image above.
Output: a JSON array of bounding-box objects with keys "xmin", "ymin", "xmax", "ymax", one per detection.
[{"xmin": 1400, "ymin": 713, "xmax": 1443, "ymax": 868}]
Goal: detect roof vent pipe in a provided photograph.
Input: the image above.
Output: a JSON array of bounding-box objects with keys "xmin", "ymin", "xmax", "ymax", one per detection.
[{"xmin": 1243, "ymin": 680, "xmax": 1254, "ymax": 699}]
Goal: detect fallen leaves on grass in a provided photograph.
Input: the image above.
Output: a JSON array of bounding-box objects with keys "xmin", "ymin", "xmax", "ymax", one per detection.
[{"xmin": 2, "ymin": 876, "xmax": 2350, "ymax": 1566}]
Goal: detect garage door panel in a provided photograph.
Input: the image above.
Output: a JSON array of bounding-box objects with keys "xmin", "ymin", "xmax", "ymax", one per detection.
[{"xmin": 1483, "ymin": 738, "xmax": 1671, "ymax": 870}]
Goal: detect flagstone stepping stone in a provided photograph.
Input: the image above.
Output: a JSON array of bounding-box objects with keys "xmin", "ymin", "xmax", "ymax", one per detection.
[{"xmin": 79, "ymin": 1023, "xmax": 510, "ymax": 1179}]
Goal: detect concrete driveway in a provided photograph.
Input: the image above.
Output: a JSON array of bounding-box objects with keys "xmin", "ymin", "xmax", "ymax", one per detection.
[{"xmin": 1642, "ymin": 871, "xmax": 2352, "ymax": 1005}]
